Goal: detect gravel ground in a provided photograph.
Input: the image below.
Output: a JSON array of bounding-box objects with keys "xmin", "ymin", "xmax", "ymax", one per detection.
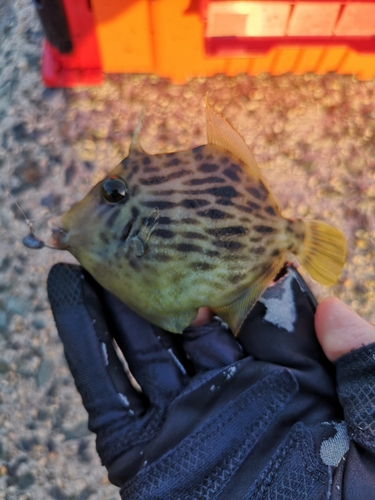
[{"xmin": 1, "ymin": 0, "xmax": 375, "ymax": 498}]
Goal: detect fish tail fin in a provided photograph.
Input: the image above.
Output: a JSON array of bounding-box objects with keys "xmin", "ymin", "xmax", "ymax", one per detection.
[{"xmin": 295, "ymin": 220, "xmax": 346, "ymax": 286}]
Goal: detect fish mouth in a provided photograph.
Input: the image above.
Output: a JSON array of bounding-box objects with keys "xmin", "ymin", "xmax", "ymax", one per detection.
[{"xmin": 47, "ymin": 217, "xmax": 70, "ymax": 250}]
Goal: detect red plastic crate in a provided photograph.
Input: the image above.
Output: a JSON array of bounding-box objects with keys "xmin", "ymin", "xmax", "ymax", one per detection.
[{"xmin": 41, "ymin": 0, "xmax": 102, "ymax": 87}]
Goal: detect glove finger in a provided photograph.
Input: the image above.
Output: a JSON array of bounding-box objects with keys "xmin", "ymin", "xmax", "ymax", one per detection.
[
  {"xmin": 47, "ymin": 264, "xmax": 147, "ymax": 424},
  {"xmin": 238, "ymin": 265, "xmax": 331, "ymax": 371},
  {"xmin": 101, "ymin": 291, "xmax": 189, "ymax": 406},
  {"xmin": 183, "ymin": 319, "xmax": 245, "ymax": 371}
]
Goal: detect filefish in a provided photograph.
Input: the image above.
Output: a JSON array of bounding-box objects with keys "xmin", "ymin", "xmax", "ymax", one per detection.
[{"xmin": 48, "ymin": 100, "xmax": 346, "ymax": 335}]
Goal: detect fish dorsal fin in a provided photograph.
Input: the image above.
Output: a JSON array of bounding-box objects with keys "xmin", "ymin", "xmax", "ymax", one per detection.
[
  {"xmin": 205, "ymin": 97, "xmax": 264, "ymax": 179},
  {"xmin": 130, "ymin": 107, "xmax": 146, "ymax": 153},
  {"xmin": 205, "ymin": 97, "xmax": 279, "ymax": 207}
]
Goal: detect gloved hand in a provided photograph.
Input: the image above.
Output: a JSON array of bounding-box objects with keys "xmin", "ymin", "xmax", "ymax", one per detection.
[{"xmin": 47, "ymin": 264, "xmax": 375, "ymax": 499}]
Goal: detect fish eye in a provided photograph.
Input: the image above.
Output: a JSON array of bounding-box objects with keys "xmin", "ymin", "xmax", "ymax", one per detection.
[{"xmin": 101, "ymin": 177, "xmax": 127, "ymax": 203}]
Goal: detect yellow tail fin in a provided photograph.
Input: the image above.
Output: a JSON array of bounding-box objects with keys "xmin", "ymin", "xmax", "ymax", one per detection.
[{"xmin": 296, "ymin": 220, "xmax": 346, "ymax": 286}]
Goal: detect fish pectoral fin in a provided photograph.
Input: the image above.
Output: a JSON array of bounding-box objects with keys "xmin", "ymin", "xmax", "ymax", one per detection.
[
  {"xmin": 129, "ymin": 208, "xmax": 160, "ymax": 256},
  {"xmin": 138, "ymin": 208, "xmax": 160, "ymax": 241},
  {"xmin": 213, "ymin": 256, "xmax": 285, "ymax": 336}
]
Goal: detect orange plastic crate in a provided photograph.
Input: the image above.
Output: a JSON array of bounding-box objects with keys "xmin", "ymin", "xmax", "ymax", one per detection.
[{"xmin": 40, "ymin": 0, "xmax": 375, "ymax": 86}]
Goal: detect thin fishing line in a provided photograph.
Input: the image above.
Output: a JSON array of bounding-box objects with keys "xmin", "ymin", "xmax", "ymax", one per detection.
[{"xmin": 0, "ymin": 174, "xmax": 57, "ymax": 250}]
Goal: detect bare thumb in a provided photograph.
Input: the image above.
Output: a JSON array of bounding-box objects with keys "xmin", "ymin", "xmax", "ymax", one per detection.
[{"xmin": 315, "ymin": 297, "xmax": 375, "ymax": 362}]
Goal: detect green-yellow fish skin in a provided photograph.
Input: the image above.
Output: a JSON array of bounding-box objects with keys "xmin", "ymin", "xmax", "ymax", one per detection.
[{"xmin": 50, "ymin": 101, "xmax": 346, "ymax": 335}]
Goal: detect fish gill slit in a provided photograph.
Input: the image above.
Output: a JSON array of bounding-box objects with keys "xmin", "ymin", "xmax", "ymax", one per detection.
[
  {"xmin": 120, "ymin": 220, "xmax": 133, "ymax": 242},
  {"xmin": 119, "ymin": 205, "xmax": 141, "ymax": 243}
]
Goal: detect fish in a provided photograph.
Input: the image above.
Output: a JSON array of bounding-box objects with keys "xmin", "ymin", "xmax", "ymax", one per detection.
[{"xmin": 48, "ymin": 99, "xmax": 346, "ymax": 335}]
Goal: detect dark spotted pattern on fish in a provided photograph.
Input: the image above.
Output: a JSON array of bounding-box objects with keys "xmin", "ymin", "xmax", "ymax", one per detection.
[
  {"xmin": 198, "ymin": 209, "xmax": 233, "ymax": 220},
  {"xmin": 127, "ymin": 163, "xmax": 139, "ymax": 181},
  {"xmin": 212, "ymin": 240, "xmax": 245, "ymax": 250},
  {"xmin": 186, "ymin": 176, "xmax": 226, "ymax": 185},
  {"xmin": 180, "ymin": 199, "xmax": 210, "ymax": 209},
  {"xmin": 252, "ymin": 246, "xmax": 266, "ymax": 255},
  {"xmin": 166, "ymin": 157, "xmax": 182, "ymax": 168},
  {"xmin": 144, "ymin": 166, "xmax": 160, "ymax": 174},
  {"xmin": 206, "ymin": 226, "xmax": 246, "ymax": 237},
  {"xmin": 216, "ymin": 198, "xmax": 233, "ymax": 206},
  {"xmin": 131, "ymin": 184, "xmax": 139, "ymax": 196},
  {"xmin": 202, "ymin": 186, "xmax": 238, "ymax": 198},
  {"xmin": 153, "ymin": 229, "xmax": 174, "ymax": 239},
  {"xmin": 149, "ymin": 189, "xmax": 176, "ymax": 197},
  {"xmin": 190, "ymin": 262, "xmax": 213, "ymax": 271},
  {"xmin": 139, "ymin": 169, "xmax": 192, "ymax": 185},
  {"xmin": 182, "ymin": 218, "xmax": 200, "ymax": 224},
  {"xmin": 174, "ymin": 243, "xmax": 202, "ymax": 253},
  {"xmin": 181, "ymin": 231, "xmax": 208, "ymax": 240},
  {"xmin": 254, "ymin": 225, "xmax": 275, "ymax": 234},
  {"xmin": 265, "ymin": 206, "xmax": 277, "ymax": 216},
  {"xmin": 229, "ymin": 273, "xmax": 246, "ymax": 284},
  {"xmin": 153, "ymin": 253, "xmax": 172, "ymax": 262},
  {"xmin": 141, "ymin": 200, "xmax": 176, "ymax": 210},
  {"xmin": 90, "ymin": 145, "xmax": 287, "ymax": 298},
  {"xmin": 223, "ymin": 165, "xmax": 241, "ymax": 182},
  {"xmin": 105, "ymin": 208, "xmax": 122, "ymax": 229},
  {"xmin": 199, "ymin": 163, "xmax": 219, "ymax": 173},
  {"xmin": 99, "ymin": 232, "xmax": 110, "ymax": 244}
]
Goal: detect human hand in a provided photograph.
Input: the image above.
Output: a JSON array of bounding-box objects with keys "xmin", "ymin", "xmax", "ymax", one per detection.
[
  {"xmin": 47, "ymin": 263, "xmax": 375, "ymax": 499},
  {"xmin": 315, "ymin": 296, "xmax": 375, "ymax": 361}
]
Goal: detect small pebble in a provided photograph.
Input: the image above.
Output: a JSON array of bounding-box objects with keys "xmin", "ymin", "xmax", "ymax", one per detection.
[
  {"xmin": 6, "ymin": 296, "xmax": 30, "ymax": 316},
  {"xmin": 62, "ymin": 421, "xmax": 91, "ymax": 440},
  {"xmin": 36, "ymin": 359, "xmax": 54, "ymax": 388}
]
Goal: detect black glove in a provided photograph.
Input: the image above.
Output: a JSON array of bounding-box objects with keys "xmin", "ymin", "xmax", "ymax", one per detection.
[{"xmin": 47, "ymin": 264, "xmax": 344, "ymax": 499}]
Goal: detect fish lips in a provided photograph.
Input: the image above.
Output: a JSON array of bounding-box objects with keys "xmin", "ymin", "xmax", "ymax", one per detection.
[{"xmin": 48, "ymin": 217, "xmax": 70, "ymax": 250}]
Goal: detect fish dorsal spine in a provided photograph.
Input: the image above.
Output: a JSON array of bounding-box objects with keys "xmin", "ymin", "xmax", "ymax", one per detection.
[{"xmin": 129, "ymin": 107, "xmax": 146, "ymax": 154}]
